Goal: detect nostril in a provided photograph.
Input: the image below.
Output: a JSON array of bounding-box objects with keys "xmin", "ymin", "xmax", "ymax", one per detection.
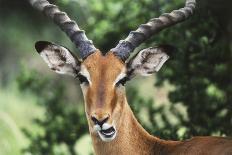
[
  {"xmin": 91, "ymin": 116, "xmax": 99, "ymax": 124},
  {"xmin": 91, "ymin": 115, "xmax": 109, "ymax": 126}
]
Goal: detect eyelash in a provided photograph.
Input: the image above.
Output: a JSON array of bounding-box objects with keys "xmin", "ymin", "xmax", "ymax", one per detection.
[
  {"xmin": 115, "ymin": 77, "xmax": 128, "ymax": 87},
  {"xmin": 76, "ymin": 74, "xmax": 89, "ymax": 85}
]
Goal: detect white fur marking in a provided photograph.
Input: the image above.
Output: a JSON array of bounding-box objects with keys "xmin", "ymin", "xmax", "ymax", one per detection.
[
  {"xmin": 98, "ymin": 131, "xmax": 117, "ymax": 142},
  {"xmin": 40, "ymin": 47, "xmax": 78, "ymax": 76},
  {"xmin": 94, "ymin": 125, "xmax": 101, "ymax": 131},
  {"xmin": 154, "ymin": 54, "xmax": 169, "ymax": 72},
  {"xmin": 102, "ymin": 123, "xmax": 112, "ymax": 130},
  {"xmin": 130, "ymin": 47, "xmax": 169, "ymax": 76},
  {"xmin": 113, "ymin": 68, "xmax": 126, "ymax": 86},
  {"xmin": 94, "ymin": 122, "xmax": 117, "ymax": 142},
  {"xmin": 79, "ymin": 65, "xmax": 92, "ymax": 85},
  {"xmin": 40, "ymin": 50, "xmax": 53, "ymax": 68}
]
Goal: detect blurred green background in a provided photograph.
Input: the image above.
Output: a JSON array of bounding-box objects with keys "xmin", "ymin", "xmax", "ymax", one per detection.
[{"xmin": 0, "ymin": 0, "xmax": 231, "ymax": 154}]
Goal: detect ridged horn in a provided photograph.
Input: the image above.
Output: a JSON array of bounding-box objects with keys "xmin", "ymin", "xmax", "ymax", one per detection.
[
  {"xmin": 28, "ymin": 0, "xmax": 97, "ymax": 59},
  {"xmin": 111, "ymin": 0, "xmax": 196, "ymax": 61}
]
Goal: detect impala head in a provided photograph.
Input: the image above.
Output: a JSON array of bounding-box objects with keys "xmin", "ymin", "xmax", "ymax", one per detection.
[
  {"xmin": 34, "ymin": 41, "xmax": 171, "ymax": 142},
  {"xmin": 30, "ymin": 0, "xmax": 196, "ymax": 142}
]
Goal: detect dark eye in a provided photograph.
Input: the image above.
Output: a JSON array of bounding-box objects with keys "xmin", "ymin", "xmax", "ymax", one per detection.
[
  {"xmin": 76, "ymin": 74, "xmax": 89, "ymax": 85},
  {"xmin": 116, "ymin": 77, "xmax": 128, "ymax": 87}
]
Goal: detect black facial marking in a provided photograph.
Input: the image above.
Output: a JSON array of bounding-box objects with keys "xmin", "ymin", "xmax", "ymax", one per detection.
[
  {"xmin": 116, "ymin": 76, "xmax": 129, "ymax": 87},
  {"xmin": 76, "ymin": 74, "xmax": 89, "ymax": 84}
]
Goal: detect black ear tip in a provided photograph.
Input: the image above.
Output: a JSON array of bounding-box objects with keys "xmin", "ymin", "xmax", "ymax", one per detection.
[
  {"xmin": 159, "ymin": 44, "xmax": 177, "ymax": 56},
  {"xmin": 35, "ymin": 41, "xmax": 51, "ymax": 53}
]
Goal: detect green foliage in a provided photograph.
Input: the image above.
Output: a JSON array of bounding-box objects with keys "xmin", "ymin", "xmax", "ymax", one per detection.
[
  {"xmin": 155, "ymin": 11, "xmax": 232, "ymax": 137},
  {"xmin": 0, "ymin": 0, "xmax": 231, "ymax": 154},
  {"xmin": 127, "ymin": 86, "xmax": 183, "ymax": 140},
  {"xmin": 17, "ymin": 67, "xmax": 87, "ymax": 155},
  {"xmin": 83, "ymin": 0, "xmax": 232, "ymax": 138}
]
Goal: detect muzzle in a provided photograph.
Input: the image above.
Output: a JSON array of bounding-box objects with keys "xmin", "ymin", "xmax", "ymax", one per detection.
[{"xmin": 93, "ymin": 122, "xmax": 117, "ymax": 142}]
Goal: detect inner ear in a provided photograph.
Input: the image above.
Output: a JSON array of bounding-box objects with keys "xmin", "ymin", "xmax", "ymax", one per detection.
[
  {"xmin": 35, "ymin": 41, "xmax": 81, "ymax": 77},
  {"xmin": 126, "ymin": 45, "xmax": 174, "ymax": 78}
]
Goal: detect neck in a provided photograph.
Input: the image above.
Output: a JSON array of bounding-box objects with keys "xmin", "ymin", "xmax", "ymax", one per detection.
[{"xmin": 89, "ymin": 100, "xmax": 172, "ymax": 155}]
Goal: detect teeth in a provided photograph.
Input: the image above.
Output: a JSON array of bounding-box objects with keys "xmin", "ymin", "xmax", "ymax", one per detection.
[
  {"xmin": 102, "ymin": 131, "xmax": 115, "ymax": 136},
  {"xmin": 100, "ymin": 127, "xmax": 115, "ymax": 136},
  {"xmin": 98, "ymin": 130, "xmax": 117, "ymax": 142}
]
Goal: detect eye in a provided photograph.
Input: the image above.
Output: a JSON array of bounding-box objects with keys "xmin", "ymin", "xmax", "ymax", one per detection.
[
  {"xmin": 115, "ymin": 77, "xmax": 128, "ymax": 87},
  {"xmin": 76, "ymin": 74, "xmax": 89, "ymax": 85}
]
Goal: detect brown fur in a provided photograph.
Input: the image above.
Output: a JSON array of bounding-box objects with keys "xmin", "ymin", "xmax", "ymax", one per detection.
[{"xmin": 81, "ymin": 51, "xmax": 232, "ymax": 155}]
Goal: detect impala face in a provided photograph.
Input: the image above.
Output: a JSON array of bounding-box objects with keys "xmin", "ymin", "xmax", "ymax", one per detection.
[
  {"xmin": 80, "ymin": 52, "xmax": 126, "ymax": 142},
  {"xmin": 35, "ymin": 41, "xmax": 170, "ymax": 142}
]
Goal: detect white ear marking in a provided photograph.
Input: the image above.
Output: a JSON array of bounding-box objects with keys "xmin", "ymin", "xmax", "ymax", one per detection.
[
  {"xmin": 79, "ymin": 65, "xmax": 92, "ymax": 85},
  {"xmin": 38, "ymin": 42, "xmax": 80, "ymax": 77},
  {"xmin": 127, "ymin": 47, "xmax": 169, "ymax": 77},
  {"xmin": 153, "ymin": 54, "xmax": 169, "ymax": 72}
]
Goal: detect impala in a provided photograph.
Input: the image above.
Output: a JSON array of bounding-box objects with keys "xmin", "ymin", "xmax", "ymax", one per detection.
[{"xmin": 29, "ymin": 0, "xmax": 232, "ymax": 154}]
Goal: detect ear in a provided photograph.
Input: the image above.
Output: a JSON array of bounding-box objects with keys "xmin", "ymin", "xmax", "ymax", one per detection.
[
  {"xmin": 35, "ymin": 41, "xmax": 81, "ymax": 77},
  {"xmin": 127, "ymin": 45, "xmax": 173, "ymax": 78}
]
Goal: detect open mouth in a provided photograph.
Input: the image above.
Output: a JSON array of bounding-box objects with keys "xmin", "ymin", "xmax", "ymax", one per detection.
[
  {"xmin": 99, "ymin": 127, "xmax": 116, "ymax": 138},
  {"xmin": 93, "ymin": 122, "xmax": 117, "ymax": 142},
  {"xmin": 96, "ymin": 125, "xmax": 117, "ymax": 142}
]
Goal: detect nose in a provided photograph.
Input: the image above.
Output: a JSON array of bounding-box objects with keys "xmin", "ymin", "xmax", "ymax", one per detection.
[{"xmin": 91, "ymin": 115, "xmax": 109, "ymax": 126}]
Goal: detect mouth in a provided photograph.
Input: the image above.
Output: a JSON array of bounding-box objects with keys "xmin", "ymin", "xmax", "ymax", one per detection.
[
  {"xmin": 94, "ymin": 124, "xmax": 117, "ymax": 142},
  {"xmin": 99, "ymin": 127, "xmax": 116, "ymax": 138}
]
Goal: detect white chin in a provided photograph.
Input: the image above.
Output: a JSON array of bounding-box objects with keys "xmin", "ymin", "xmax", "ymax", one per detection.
[{"xmin": 98, "ymin": 130, "xmax": 117, "ymax": 142}]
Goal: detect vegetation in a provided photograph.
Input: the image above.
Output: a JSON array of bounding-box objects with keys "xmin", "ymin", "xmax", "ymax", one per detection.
[{"xmin": 0, "ymin": 0, "xmax": 231, "ymax": 154}]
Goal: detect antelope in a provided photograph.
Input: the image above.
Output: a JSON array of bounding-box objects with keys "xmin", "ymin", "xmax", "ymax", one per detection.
[{"xmin": 29, "ymin": 0, "xmax": 232, "ymax": 154}]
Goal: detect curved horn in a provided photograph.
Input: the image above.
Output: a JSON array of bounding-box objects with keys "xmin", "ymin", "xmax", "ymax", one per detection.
[
  {"xmin": 28, "ymin": 0, "xmax": 97, "ymax": 59},
  {"xmin": 111, "ymin": 0, "xmax": 196, "ymax": 61}
]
